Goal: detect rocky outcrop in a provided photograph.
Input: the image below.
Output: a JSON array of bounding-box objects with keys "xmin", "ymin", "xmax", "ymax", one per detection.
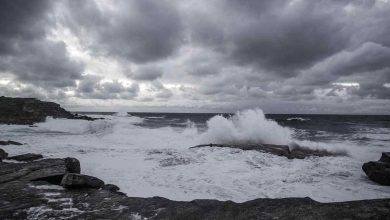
[
  {"xmin": 0, "ymin": 96, "xmax": 99, "ymax": 125},
  {"xmin": 0, "ymin": 148, "xmax": 389, "ymax": 219},
  {"xmin": 7, "ymin": 153, "xmax": 43, "ymax": 162},
  {"xmin": 190, "ymin": 143, "xmax": 345, "ymax": 159},
  {"xmin": 363, "ymin": 152, "xmax": 390, "ymax": 185}
]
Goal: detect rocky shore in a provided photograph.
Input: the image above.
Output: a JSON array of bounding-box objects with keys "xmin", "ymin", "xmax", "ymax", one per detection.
[
  {"xmin": 0, "ymin": 96, "xmax": 99, "ymax": 125},
  {"xmin": 0, "ymin": 146, "xmax": 389, "ymax": 219}
]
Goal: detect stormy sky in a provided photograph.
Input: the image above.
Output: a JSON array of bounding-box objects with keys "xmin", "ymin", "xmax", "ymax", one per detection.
[{"xmin": 1, "ymin": 0, "xmax": 389, "ymax": 114}]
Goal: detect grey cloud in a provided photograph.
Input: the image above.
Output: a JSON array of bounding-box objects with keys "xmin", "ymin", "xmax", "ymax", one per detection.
[
  {"xmin": 128, "ymin": 65, "xmax": 163, "ymax": 81},
  {"xmin": 63, "ymin": 0, "xmax": 184, "ymax": 64},
  {"xmin": 76, "ymin": 75, "xmax": 139, "ymax": 99},
  {"xmin": 149, "ymin": 80, "xmax": 173, "ymax": 99},
  {"xmin": 0, "ymin": 0, "xmax": 84, "ymax": 88}
]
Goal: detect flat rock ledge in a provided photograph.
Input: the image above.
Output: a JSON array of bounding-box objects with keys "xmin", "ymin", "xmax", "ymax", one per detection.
[
  {"xmin": 0, "ymin": 96, "xmax": 101, "ymax": 125},
  {"xmin": 190, "ymin": 143, "xmax": 345, "ymax": 159},
  {"xmin": 0, "ymin": 149, "xmax": 389, "ymax": 219}
]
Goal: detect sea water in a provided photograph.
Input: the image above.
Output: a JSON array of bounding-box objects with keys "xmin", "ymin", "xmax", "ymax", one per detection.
[{"xmin": 1, "ymin": 109, "xmax": 389, "ymax": 202}]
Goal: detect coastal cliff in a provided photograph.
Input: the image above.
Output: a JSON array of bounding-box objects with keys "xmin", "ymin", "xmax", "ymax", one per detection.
[{"xmin": 0, "ymin": 96, "xmax": 96, "ymax": 124}]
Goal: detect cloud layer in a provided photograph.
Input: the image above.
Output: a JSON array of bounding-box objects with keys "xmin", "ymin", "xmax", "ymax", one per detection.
[{"xmin": 0, "ymin": 0, "xmax": 389, "ymax": 113}]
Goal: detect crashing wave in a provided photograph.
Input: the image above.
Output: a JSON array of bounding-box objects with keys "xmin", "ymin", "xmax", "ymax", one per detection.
[{"xmin": 200, "ymin": 109, "xmax": 293, "ymax": 146}]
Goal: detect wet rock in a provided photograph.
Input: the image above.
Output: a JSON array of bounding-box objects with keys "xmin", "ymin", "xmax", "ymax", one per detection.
[
  {"xmin": 0, "ymin": 158, "xmax": 79, "ymax": 184},
  {"xmin": 61, "ymin": 173, "xmax": 104, "ymax": 189},
  {"xmin": 362, "ymin": 161, "xmax": 390, "ymax": 185},
  {"xmin": 102, "ymin": 184, "xmax": 120, "ymax": 192},
  {"xmin": 379, "ymin": 152, "xmax": 390, "ymax": 163},
  {"xmin": 8, "ymin": 153, "xmax": 43, "ymax": 162},
  {"xmin": 0, "ymin": 149, "xmax": 8, "ymax": 161},
  {"xmin": 0, "ymin": 96, "xmax": 101, "ymax": 125},
  {"xmin": 64, "ymin": 157, "xmax": 80, "ymax": 174},
  {"xmin": 0, "ymin": 140, "xmax": 23, "ymax": 146},
  {"xmin": 190, "ymin": 143, "xmax": 343, "ymax": 159}
]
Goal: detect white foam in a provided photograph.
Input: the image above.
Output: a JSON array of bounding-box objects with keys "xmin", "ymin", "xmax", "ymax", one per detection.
[
  {"xmin": 2, "ymin": 109, "xmax": 390, "ymax": 203},
  {"xmin": 200, "ymin": 109, "xmax": 293, "ymax": 145}
]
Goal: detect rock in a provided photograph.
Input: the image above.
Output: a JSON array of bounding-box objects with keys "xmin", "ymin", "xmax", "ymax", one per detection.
[
  {"xmin": 61, "ymin": 173, "xmax": 104, "ymax": 189},
  {"xmin": 0, "ymin": 140, "xmax": 23, "ymax": 146},
  {"xmin": 0, "ymin": 96, "xmax": 101, "ymax": 125},
  {"xmin": 190, "ymin": 143, "xmax": 344, "ymax": 159},
  {"xmin": 8, "ymin": 153, "xmax": 43, "ymax": 162},
  {"xmin": 0, "ymin": 158, "xmax": 80, "ymax": 184},
  {"xmin": 102, "ymin": 184, "xmax": 120, "ymax": 192},
  {"xmin": 379, "ymin": 152, "xmax": 390, "ymax": 163},
  {"xmin": 64, "ymin": 157, "xmax": 80, "ymax": 173},
  {"xmin": 362, "ymin": 161, "xmax": 390, "ymax": 185},
  {"xmin": 0, "ymin": 149, "xmax": 8, "ymax": 161}
]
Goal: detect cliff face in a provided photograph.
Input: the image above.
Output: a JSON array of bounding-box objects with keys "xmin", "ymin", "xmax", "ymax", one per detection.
[{"xmin": 0, "ymin": 96, "xmax": 76, "ymax": 124}]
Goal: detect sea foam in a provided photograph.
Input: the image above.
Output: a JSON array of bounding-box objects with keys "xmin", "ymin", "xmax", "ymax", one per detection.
[{"xmin": 200, "ymin": 109, "xmax": 293, "ymax": 145}]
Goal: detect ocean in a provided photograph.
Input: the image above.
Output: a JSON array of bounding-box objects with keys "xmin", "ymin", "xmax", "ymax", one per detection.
[{"xmin": 1, "ymin": 109, "xmax": 389, "ymax": 202}]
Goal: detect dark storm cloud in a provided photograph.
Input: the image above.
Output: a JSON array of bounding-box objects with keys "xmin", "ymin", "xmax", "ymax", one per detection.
[
  {"xmin": 187, "ymin": 0, "xmax": 350, "ymax": 77},
  {"xmin": 0, "ymin": 0, "xmax": 389, "ymax": 112},
  {"xmin": 0, "ymin": 0, "xmax": 83, "ymax": 88},
  {"xmin": 62, "ymin": 0, "xmax": 184, "ymax": 64}
]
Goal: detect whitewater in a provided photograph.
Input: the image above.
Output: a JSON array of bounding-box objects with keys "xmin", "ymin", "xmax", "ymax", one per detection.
[{"xmin": 1, "ymin": 109, "xmax": 389, "ymax": 202}]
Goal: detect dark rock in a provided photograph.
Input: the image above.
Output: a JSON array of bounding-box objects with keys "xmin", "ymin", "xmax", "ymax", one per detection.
[
  {"xmin": 190, "ymin": 143, "xmax": 344, "ymax": 159},
  {"xmin": 102, "ymin": 184, "xmax": 120, "ymax": 192},
  {"xmin": 64, "ymin": 157, "xmax": 80, "ymax": 174},
  {"xmin": 0, "ymin": 158, "xmax": 79, "ymax": 184},
  {"xmin": 0, "ymin": 149, "xmax": 8, "ymax": 161},
  {"xmin": 0, "ymin": 96, "xmax": 101, "ymax": 125},
  {"xmin": 379, "ymin": 152, "xmax": 390, "ymax": 163},
  {"xmin": 61, "ymin": 173, "xmax": 104, "ymax": 189},
  {"xmin": 0, "ymin": 140, "xmax": 23, "ymax": 146},
  {"xmin": 8, "ymin": 153, "xmax": 43, "ymax": 162},
  {"xmin": 362, "ymin": 161, "xmax": 390, "ymax": 185}
]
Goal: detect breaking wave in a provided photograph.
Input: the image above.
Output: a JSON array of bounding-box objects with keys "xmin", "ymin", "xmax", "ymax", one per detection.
[{"xmin": 200, "ymin": 109, "xmax": 293, "ymax": 145}]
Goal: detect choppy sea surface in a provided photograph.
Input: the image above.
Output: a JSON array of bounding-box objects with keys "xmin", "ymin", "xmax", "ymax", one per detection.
[{"xmin": 1, "ymin": 109, "xmax": 389, "ymax": 202}]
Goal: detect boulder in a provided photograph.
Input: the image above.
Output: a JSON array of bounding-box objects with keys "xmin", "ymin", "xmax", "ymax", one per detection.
[
  {"xmin": 64, "ymin": 157, "xmax": 81, "ymax": 173},
  {"xmin": 362, "ymin": 161, "xmax": 390, "ymax": 185},
  {"xmin": 8, "ymin": 153, "xmax": 43, "ymax": 162},
  {"xmin": 379, "ymin": 152, "xmax": 390, "ymax": 163},
  {"xmin": 61, "ymin": 173, "xmax": 104, "ymax": 189},
  {"xmin": 102, "ymin": 184, "xmax": 120, "ymax": 192},
  {"xmin": 0, "ymin": 149, "xmax": 8, "ymax": 161}
]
